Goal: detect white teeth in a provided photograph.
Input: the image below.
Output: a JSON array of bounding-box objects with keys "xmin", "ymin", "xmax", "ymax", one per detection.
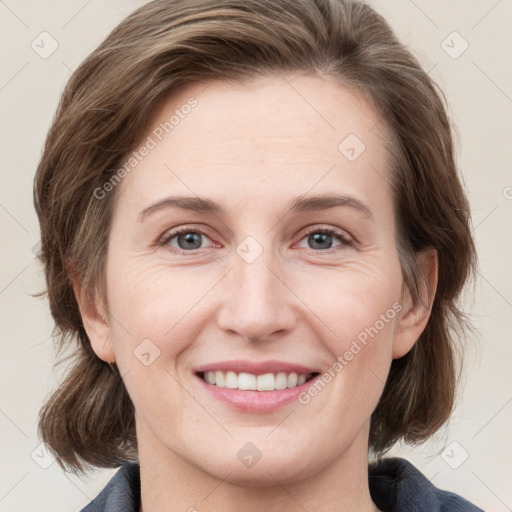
[
  {"xmin": 225, "ymin": 371, "xmax": 237, "ymax": 389},
  {"xmin": 215, "ymin": 370, "xmax": 225, "ymax": 387},
  {"xmin": 256, "ymin": 373, "xmax": 275, "ymax": 391},
  {"xmin": 275, "ymin": 372, "xmax": 288, "ymax": 390},
  {"xmin": 287, "ymin": 372, "xmax": 298, "ymax": 387},
  {"xmin": 238, "ymin": 372, "xmax": 256, "ymax": 390},
  {"xmin": 201, "ymin": 370, "xmax": 314, "ymax": 390}
]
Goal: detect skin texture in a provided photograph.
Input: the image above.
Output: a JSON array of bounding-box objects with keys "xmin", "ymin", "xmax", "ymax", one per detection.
[{"xmin": 76, "ymin": 73, "xmax": 437, "ymax": 512}]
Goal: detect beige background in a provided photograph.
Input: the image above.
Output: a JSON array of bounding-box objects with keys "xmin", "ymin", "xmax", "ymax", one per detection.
[{"xmin": 1, "ymin": 1, "xmax": 511, "ymax": 510}]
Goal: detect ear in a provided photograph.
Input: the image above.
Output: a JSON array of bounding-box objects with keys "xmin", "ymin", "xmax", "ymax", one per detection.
[
  {"xmin": 72, "ymin": 280, "xmax": 116, "ymax": 363},
  {"xmin": 393, "ymin": 248, "xmax": 438, "ymax": 359}
]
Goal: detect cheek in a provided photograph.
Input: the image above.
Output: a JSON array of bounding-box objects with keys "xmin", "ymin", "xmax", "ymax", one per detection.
[
  {"xmin": 297, "ymin": 259, "xmax": 403, "ymax": 350},
  {"xmin": 103, "ymin": 258, "xmax": 208, "ymax": 428},
  {"xmin": 295, "ymin": 259, "xmax": 402, "ymax": 399},
  {"xmin": 316, "ymin": 296, "xmax": 397, "ymax": 406},
  {"xmin": 105, "ymin": 257, "xmax": 217, "ymax": 367},
  {"xmin": 298, "ymin": 289, "xmax": 398, "ymax": 439}
]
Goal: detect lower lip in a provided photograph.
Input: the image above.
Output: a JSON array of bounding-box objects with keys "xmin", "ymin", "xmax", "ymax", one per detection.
[{"xmin": 195, "ymin": 374, "xmax": 320, "ymax": 412}]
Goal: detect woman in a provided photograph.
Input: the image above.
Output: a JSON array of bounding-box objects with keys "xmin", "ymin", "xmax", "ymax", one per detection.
[{"xmin": 34, "ymin": 0, "xmax": 482, "ymax": 510}]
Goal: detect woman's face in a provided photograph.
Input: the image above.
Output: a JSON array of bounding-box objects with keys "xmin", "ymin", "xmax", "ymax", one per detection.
[{"xmin": 84, "ymin": 73, "xmax": 430, "ymax": 485}]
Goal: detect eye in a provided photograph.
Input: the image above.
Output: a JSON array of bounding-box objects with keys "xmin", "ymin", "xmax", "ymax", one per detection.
[
  {"xmin": 161, "ymin": 227, "xmax": 215, "ymax": 253},
  {"xmin": 159, "ymin": 225, "xmax": 353, "ymax": 255},
  {"xmin": 296, "ymin": 226, "xmax": 353, "ymax": 252}
]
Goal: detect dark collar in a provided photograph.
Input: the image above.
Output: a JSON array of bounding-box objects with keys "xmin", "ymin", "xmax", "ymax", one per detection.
[
  {"xmin": 80, "ymin": 457, "xmax": 483, "ymax": 511},
  {"xmin": 368, "ymin": 457, "xmax": 483, "ymax": 511}
]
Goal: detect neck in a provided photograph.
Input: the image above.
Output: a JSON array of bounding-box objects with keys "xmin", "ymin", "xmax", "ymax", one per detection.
[{"xmin": 138, "ymin": 421, "xmax": 380, "ymax": 512}]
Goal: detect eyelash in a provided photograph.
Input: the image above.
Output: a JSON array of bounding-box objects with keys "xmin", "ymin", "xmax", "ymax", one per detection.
[{"xmin": 159, "ymin": 225, "xmax": 353, "ymax": 256}]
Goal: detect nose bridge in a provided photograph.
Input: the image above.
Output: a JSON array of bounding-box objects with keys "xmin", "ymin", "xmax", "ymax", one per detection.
[{"xmin": 217, "ymin": 237, "xmax": 295, "ymax": 341}]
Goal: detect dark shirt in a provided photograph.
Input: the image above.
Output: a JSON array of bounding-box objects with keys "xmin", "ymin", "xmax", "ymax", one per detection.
[{"xmin": 79, "ymin": 457, "xmax": 484, "ymax": 511}]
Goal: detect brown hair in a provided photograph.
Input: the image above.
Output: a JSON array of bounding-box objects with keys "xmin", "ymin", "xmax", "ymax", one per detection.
[{"xmin": 34, "ymin": 0, "xmax": 476, "ymax": 475}]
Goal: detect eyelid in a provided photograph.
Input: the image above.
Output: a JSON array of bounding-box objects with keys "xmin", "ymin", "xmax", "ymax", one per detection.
[
  {"xmin": 295, "ymin": 225, "xmax": 354, "ymax": 252},
  {"xmin": 158, "ymin": 225, "xmax": 216, "ymax": 249},
  {"xmin": 299, "ymin": 224, "xmax": 353, "ymax": 244}
]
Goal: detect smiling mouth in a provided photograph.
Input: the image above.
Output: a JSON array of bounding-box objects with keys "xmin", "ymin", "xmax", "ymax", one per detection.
[{"xmin": 196, "ymin": 371, "xmax": 320, "ymax": 391}]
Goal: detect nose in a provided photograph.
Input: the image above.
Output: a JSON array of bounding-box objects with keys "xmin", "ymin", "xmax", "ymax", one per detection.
[{"xmin": 216, "ymin": 245, "xmax": 297, "ymax": 343}]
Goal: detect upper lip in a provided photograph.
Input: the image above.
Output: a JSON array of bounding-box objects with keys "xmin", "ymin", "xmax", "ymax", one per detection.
[{"xmin": 195, "ymin": 360, "xmax": 320, "ymax": 376}]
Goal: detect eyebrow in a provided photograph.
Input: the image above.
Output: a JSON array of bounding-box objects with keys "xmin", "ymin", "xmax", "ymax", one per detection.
[{"xmin": 138, "ymin": 193, "xmax": 373, "ymax": 221}]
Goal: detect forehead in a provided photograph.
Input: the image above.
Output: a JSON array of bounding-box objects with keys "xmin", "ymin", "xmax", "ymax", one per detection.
[
  {"xmin": 146, "ymin": 73, "xmax": 387, "ymax": 150},
  {"xmin": 115, "ymin": 73, "xmax": 394, "ymax": 217}
]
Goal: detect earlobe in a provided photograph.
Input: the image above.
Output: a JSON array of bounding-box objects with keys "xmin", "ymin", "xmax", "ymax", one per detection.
[
  {"xmin": 72, "ymin": 281, "xmax": 116, "ymax": 363},
  {"xmin": 392, "ymin": 248, "xmax": 438, "ymax": 359}
]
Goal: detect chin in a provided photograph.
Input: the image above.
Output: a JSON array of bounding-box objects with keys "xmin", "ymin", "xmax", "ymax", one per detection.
[
  {"xmin": 192, "ymin": 441, "xmax": 329, "ymax": 488},
  {"xmin": 207, "ymin": 460, "xmax": 313, "ymax": 488}
]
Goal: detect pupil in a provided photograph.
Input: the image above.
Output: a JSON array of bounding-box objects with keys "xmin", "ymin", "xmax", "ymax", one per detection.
[
  {"xmin": 310, "ymin": 232, "xmax": 332, "ymax": 250},
  {"xmin": 178, "ymin": 232, "xmax": 201, "ymax": 250}
]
